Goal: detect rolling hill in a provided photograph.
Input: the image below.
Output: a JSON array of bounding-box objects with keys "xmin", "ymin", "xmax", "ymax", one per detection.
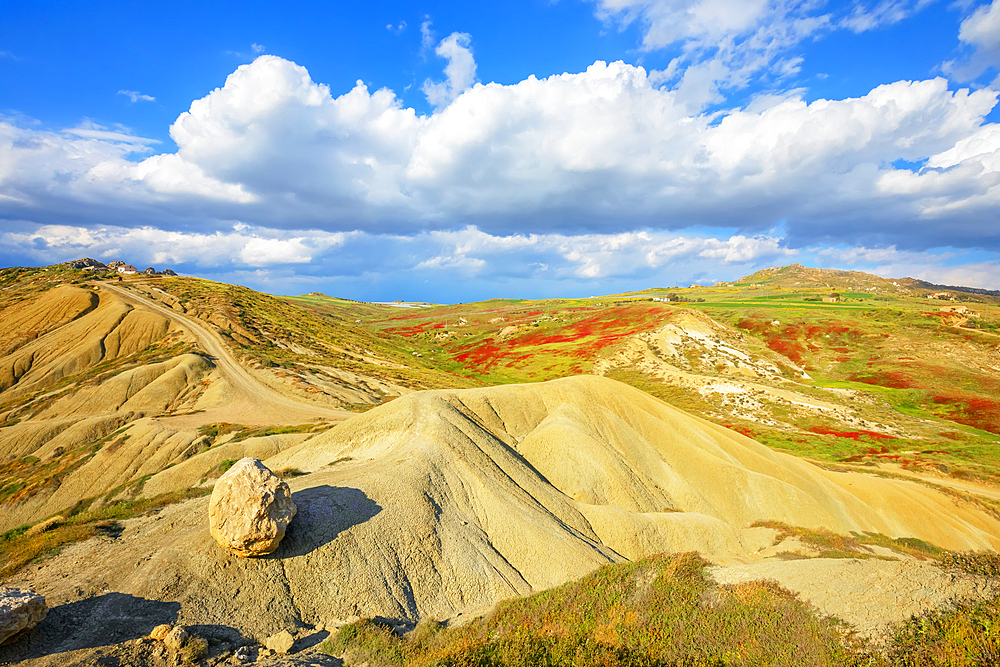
[{"xmin": 2, "ymin": 261, "xmax": 1000, "ymax": 665}]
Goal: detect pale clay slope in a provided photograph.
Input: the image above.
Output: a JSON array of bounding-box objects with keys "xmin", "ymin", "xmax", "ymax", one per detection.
[
  {"xmin": 0, "ymin": 286, "xmax": 175, "ymax": 399},
  {"xmin": 104, "ymin": 283, "xmax": 351, "ymax": 424},
  {"xmin": 0, "ymin": 284, "xmax": 346, "ymax": 531},
  {"xmin": 0, "ymin": 284, "xmax": 98, "ymax": 357},
  {"xmin": 6, "ymin": 375, "xmax": 1000, "ymax": 648},
  {"xmin": 710, "ymin": 558, "xmax": 998, "ymax": 641}
]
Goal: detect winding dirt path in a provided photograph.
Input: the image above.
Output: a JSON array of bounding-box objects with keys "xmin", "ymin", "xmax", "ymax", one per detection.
[{"xmin": 103, "ymin": 283, "xmax": 351, "ymax": 426}]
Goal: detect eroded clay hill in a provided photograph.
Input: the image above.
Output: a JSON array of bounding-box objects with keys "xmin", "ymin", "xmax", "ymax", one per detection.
[
  {"xmin": 7, "ymin": 375, "xmax": 998, "ymax": 649},
  {"xmin": 0, "ymin": 282, "xmax": 345, "ymax": 533}
]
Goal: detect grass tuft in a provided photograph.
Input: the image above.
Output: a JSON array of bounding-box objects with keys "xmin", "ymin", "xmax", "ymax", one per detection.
[{"xmin": 180, "ymin": 635, "xmax": 209, "ymax": 664}]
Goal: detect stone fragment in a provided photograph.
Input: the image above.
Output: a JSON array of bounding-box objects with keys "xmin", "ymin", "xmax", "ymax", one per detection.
[
  {"xmin": 0, "ymin": 588, "xmax": 47, "ymax": 644},
  {"xmin": 264, "ymin": 630, "xmax": 295, "ymax": 654},
  {"xmin": 163, "ymin": 625, "xmax": 188, "ymax": 651},
  {"xmin": 209, "ymin": 458, "xmax": 297, "ymax": 557},
  {"xmin": 149, "ymin": 623, "xmax": 172, "ymax": 641},
  {"xmin": 232, "ymin": 645, "xmax": 252, "ymax": 663}
]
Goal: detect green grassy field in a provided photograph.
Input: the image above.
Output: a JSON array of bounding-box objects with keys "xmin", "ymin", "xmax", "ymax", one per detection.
[{"xmin": 283, "ymin": 270, "xmax": 1000, "ymax": 480}]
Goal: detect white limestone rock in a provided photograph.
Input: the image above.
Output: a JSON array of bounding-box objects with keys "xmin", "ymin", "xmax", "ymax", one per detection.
[
  {"xmin": 209, "ymin": 458, "xmax": 296, "ymax": 557},
  {"xmin": 0, "ymin": 588, "xmax": 46, "ymax": 645}
]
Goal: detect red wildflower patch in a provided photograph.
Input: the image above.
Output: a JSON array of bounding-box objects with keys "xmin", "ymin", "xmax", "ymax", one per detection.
[
  {"xmin": 766, "ymin": 338, "xmax": 807, "ymax": 365},
  {"xmin": 737, "ymin": 318, "xmax": 864, "ymax": 366},
  {"xmin": 450, "ymin": 304, "xmax": 669, "ymax": 372},
  {"xmin": 453, "ymin": 340, "xmax": 505, "ymax": 369},
  {"xmin": 723, "ymin": 424, "xmax": 755, "ymax": 438},
  {"xmin": 809, "ymin": 426, "xmax": 895, "ymax": 441},
  {"xmin": 384, "ymin": 321, "xmax": 434, "ymax": 337},
  {"xmin": 848, "ymin": 370, "xmax": 915, "ymax": 389},
  {"xmin": 932, "ymin": 394, "xmax": 1000, "ymax": 435}
]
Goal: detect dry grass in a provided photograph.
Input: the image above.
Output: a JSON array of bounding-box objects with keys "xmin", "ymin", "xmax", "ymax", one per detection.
[
  {"xmin": 0, "ymin": 487, "xmax": 209, "ymax": 580},
  {"xmin": 322, "ymin": 550, "xmax": 1000, "ymax": 667},
  {"xmin": 322, "ymin": 552, "xmax": 859, "ymax": 667},
  {"xmin": 751, "ymin": 521, "xmax": 945, "ymax": 561}
]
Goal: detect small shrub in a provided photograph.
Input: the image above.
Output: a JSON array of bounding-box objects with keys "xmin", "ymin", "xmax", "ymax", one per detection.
[
  {"xmin": 938, "ymin": 551, "xmax": 1000, "ymax": 577},
  {"xmin": 0, "ymin": 525, "xmax": 30, "ymax": 542},
  {"xmin": 881, "ymin": 597, "xmax": 1000, "ymax": 666},
  {"xmin": 277, "ymin": 467, "xmax": 306, "ymax": 478},
  {"xmin": 321, "ymin": 618, "xmax": 405, "ymax": 666},
  {"xmin": 181, "ymin": 635, "xmax": 209, "ymax": 663},
  {"xmin": 26, "ymin": 515, "xmax": 64, "ymax": 537}
]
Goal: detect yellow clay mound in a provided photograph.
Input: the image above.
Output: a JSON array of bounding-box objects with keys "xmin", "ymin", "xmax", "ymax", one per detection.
[
  {"xmin": 23, "ymin": 375, "xmax": 997, "ymax": 638},
  {"xmin": 0, "ymin": 284, "xmax": 98, "ymax": 357},
  {"xmin": 0, "ymin": 287, "xmax": 174, "ymax": 398}
]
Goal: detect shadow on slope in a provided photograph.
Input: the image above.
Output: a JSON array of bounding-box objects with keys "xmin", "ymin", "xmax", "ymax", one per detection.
[
  {"xmin": 0, "ymin": 593, "xmax": 179, "ymax": 661},
  {"xmin": 273, "ymin": 485, "xmax": 382, "ymax": 559}
]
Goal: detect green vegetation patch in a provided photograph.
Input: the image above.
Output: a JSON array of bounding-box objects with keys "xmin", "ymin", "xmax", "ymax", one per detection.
[
  {"xmin": 753, "ymin": 521, "xmax": 944, "ymax": 561},
  {"xmin": 881, "ymin": 598, "xmax": 1000, "ymax": 667},
  {"xmin": 322, "ymin": 552, "xmax": 858, "ymax": 667}
]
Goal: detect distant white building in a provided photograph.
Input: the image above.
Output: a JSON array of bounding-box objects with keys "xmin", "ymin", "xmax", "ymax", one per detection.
[
  {"xmin": 117, "ymin": 265, "xmax": 138, "ymax": 274},
  {"xmin": 940, "ymin": 305, "xmax": 980, "ymax": 317}
]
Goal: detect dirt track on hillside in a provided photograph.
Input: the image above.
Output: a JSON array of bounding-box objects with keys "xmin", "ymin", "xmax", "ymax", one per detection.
[{"xmin": 103, "ymin": 284, "xmax": 350, "ymax": 426}]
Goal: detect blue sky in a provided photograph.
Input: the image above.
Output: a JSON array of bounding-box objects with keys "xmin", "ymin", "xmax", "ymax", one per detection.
[{"xmin": 3, "ymin": 0, "xmax": 1000, "ymax": 301}]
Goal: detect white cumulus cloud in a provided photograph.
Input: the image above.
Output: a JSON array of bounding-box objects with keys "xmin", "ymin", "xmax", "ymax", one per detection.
[
  {"xmin": 118, "ymin": 90, "xmax": 155, "ymax": 103},
  {"xmin": 593, "ymin": 1, "xmax": 938, "ymax": 110},
  {"xmin": 944, "ymin": 0, "xmax": 1000, "ymax": 82},
  {"xmin": 422, "ymin": 32, "xmax": 477, "ymax": 107},
  {"xmin": 1, "ymin": 55, "xmax": 999, "ymax": 253}
]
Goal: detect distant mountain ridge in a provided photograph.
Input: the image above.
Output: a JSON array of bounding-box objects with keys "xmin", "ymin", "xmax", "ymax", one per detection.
[
  {"xmin": 908, "ymin": 278, "xmax": 1000, "ymax": 298},
  {"xmin": 731, "ymin": 263, "xmax": 998, "ymax": 298}
]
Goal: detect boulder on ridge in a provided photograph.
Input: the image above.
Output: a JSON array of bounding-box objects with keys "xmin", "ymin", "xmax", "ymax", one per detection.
[{"xmin": 209, "ymin": 458, "xmax": 297, "ymax": 557}]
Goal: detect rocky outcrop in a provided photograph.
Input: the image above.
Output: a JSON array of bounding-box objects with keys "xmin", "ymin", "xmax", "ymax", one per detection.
[
  {"xmin": 209, "ymin": 458, "xmax": 297, "ymax": 557},
  {"xmin": 264, "ymin": 630, "xmax": 294, "ymax": 654},
  {"xmin": 163, "ymin": 626, "xmax": 188, "ymax": 651},
  {"xmin": 0, "ymin": 588, "xmax": 46, "ymax": 644}
]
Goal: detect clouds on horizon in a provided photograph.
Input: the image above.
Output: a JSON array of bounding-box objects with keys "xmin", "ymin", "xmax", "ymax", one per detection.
[{"xmin": 5, "ymin": 221, "xmax": 1000, "ymax": 301}]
